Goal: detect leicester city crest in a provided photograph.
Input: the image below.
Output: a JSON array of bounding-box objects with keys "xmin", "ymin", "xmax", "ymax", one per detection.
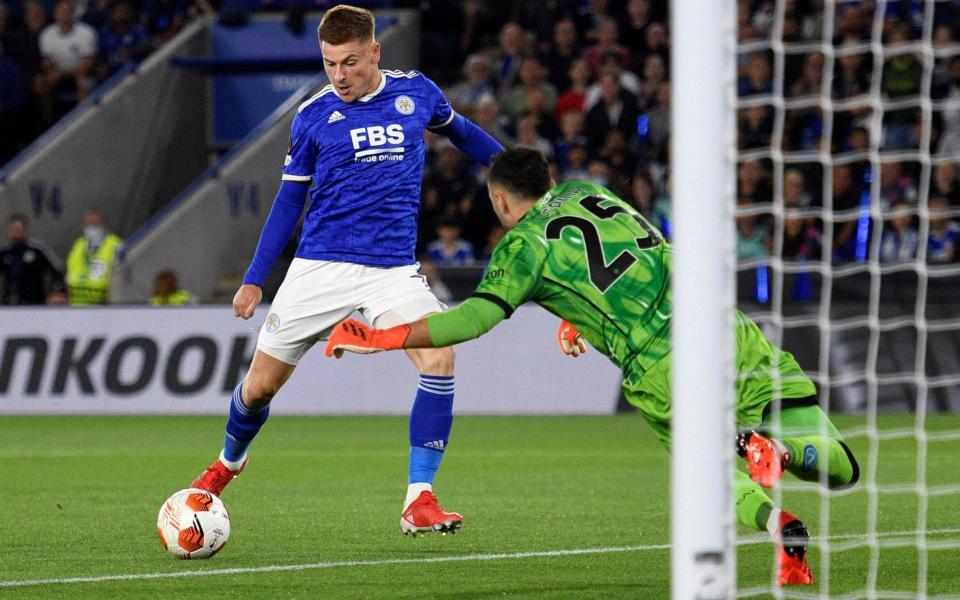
[
  {"xmin": 395, "ymin": 95, "xmax": 415, "ymax": 115},
  {"xmin": 265, "ymin": 313, "xmax": 281, "ymax": 333}
]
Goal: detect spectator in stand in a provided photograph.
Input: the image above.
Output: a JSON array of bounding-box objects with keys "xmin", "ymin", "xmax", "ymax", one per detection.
[
  {"xmin": 636, "ymin": 52, "xmax": 666, "ymax": 110},
  {"xmin": 539, "ymin": 17, "xmax": 579, "ymax": 93},
  {"xmin": 554, "ymin": 58, "xmax": 590, "ymax": 122},
  {"xmin": 585, "ymin": 51, "xmax": 641, "ymax": 110},
  {"xmin": 598, "ymin": 129, "xmax": 636, "ymax": 194},
  {"xmin": 627, "ymin": 168, "xmax": 656, "ymax": 220},
  {"xmin": 879, "ymin": 160, "xmax": 918, "ymax": 209},
  {"xmin": 478, "ymin": 224, "xmax": 506, "ymax": 262},
  {"xmin": 736, "ymin": 199, "xmax": 772, "ymax": 259},
  {"xmin": 584, "ymin": 72, "xmax": 639, "ymax": 149},
  {"xmin": 782, "ymin": 211, "xmax": 822, "ymax": 261},
  {"xmin": 643, "ymin": 21, "xmax": 670, "ymax": 64},
  {"xmin": 98, "ymin": 1, "xmax": 150, "ymax": 77},
  {"xmin": 583, "ymin": 18, "xmax": 631, "ymax": 77},
  {"xmin": 515, "ymin": 113, "xmax": 554, "ymax": 159},
  {"xmin": 739, "ymin": 51, "xmax": 773, "ymax": 97},
  {"xmin": 641, "ymin": 81, "xmax": 671, "ymax": 164},
  {"xmin": 737, "ymin": 159, "xmax": 773, "ymax": 203},
  {"xmin": 488, "ymin": 22, "xmax": 526, "ymax": 98},
  {"xmin": 35, "ymin": 0, "xmax": 97, "ymax": 122},
  {"xmin": 65, "ymin": 209, "xmax": 122, "ymax": 305},
  {"xmin": 931, "ymin": 162, "xmax": 960, "ymax": 206},
  {"xmin": 831, "ymin": 163, "xmax": 865, "ymax": 260},
  {"xmin": 788, "ymin": 52, "xmax": 824, "ymax": 98},
  {"xmin": 881, "ymin": 23, "xmax": 922, "ymax": 149},
  {"xmin": 522, "ymin": 85, "xmax": 560, "ymax": 142},
  {"xmin": 927, "ymin": 196, "xmax": 960, "ymax": 263},
  {"xmin": 447, "ymin": 53, "xmax": 494, "ymax": 117},
  {"xmin": 833, "ymin": 49, "xmax": 870, "ymax": 99},
  {"xmin": 575, "ymin": 0, "xmax": 615, "ymax": 43},
  {"xmin": 623, "ymin": 0, "xmax": 655, "ymax": 57},
  {"xmin": 45, "ymin": 280, "xmax": 68, "ymax": 304},
  {"xmin": 472, "ymin": 93, "xmax": 513, "ymax": 148},
  {"xmin": 784, "ymin": 168, "xmax": 814, "ymax": 208},
  {"xmin": 149, "ymin": 269, "xmax": 196, "ymax": 305},
  {"xmin": 502, "ymin": 56, "xmax": 557, "ymax": 122},
  {"xmin": 554, "ymin": 110, "xmax": 587, "ymax": 169},
  {"xmin": 739, "ymin": 104, "xmax": 773, "ymax": 150},
  {"xmin": 879, "ymin": 201, "xmax": 919, "ymax": 262},
  {"xmin": 0, "ymin": 214, "xmax": 62, "ymax": 305},
  {"xmin": 426, "ymin": 217, "xmax": 475, "ymax": 266},
  {"xmin": 561, "ymin": 142, "xmax": 591, "ymax": 181},
  {"xmin": 421, "ymin": 143, "xmax": 477, "ymax": 245}
]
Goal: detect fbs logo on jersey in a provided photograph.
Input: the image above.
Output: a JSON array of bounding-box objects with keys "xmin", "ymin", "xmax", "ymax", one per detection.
[
  {"xmin": 350, "ymin": 124, "xmax": 406, "ymax": 163},
  {"xmin": 327, "ymin": 111, "xmax": 345, "ymax": 124}
]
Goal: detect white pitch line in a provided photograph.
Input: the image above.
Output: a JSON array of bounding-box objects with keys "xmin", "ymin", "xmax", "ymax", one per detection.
[
  {"xmin": 2, "ymin": 527, "xmax": 958, "ymax": 590},
  {"xmin": 0, "ymin": 544, "xmax": 670, "ymax": 590}
]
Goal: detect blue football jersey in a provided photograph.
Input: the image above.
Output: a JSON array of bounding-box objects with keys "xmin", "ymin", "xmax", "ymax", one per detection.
[{"xmin": 281, "ymin": 69, "xmax": 455, "ymax": 266}]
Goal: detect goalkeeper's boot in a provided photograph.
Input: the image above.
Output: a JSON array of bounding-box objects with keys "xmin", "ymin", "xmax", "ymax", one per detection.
[
  {"xmin": 190, "ymin": 456, "xmax": 247, "ymax": 497},
  {"xmin": 775, "ymin": 511, "xmax": 814, "ymax": 586},
  {"xmin": 738, "ymin": 431, "xmax": 790, "ymax": 488},
  {"xmin": 401, "ymin": 491, "xmax": 463, "ymax": 536}
]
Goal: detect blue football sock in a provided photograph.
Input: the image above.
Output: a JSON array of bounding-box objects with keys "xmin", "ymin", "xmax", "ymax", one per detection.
[
  {"xmin": 223, "ymin": 382, "xmax": 270, "ymax": 463},
  {"xmin": 408, "ymin": 374, "xmax": 454, "ymax": 484}
]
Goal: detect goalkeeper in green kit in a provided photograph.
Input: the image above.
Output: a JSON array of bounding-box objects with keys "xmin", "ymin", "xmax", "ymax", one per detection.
[{"xmin": 324, "ymin": 148, "xmax": 860, "ymax": 586}]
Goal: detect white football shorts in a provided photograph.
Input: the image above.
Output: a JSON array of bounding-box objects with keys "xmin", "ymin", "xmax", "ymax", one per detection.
[{"xmin": 256, "ymin": 258, "xmax": 446, "ymax": 365}]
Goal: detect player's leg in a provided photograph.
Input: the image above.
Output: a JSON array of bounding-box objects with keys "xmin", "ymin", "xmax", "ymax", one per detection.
[
  {"xmin": 744, "ymin": 403, "xmax": 859, "ymax": 490},
  {"xmin": 361, "ymin": 263, "xmax": 460, "ymax": 535},
  {"xmin": 623, "ymin": 355, "xmax": 814, "ymax": 586},
  {"xmin": 191, "ymin": 259, "xmax": 357, "ymax": 496},
  {"xmin": 191, "ymin": 350, "xmax": 296, "ymax": 495}
]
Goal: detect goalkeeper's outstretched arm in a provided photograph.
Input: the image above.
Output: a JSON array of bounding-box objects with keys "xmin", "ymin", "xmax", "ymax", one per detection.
[{"xmin": 324, "ymin": 296, "xmax": 507, "ymax": 357}]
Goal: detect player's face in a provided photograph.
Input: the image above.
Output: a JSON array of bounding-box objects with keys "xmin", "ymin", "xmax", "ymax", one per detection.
[{"xmin": 320, "ymin": 39, "xmax": 381, "ymax": 103}]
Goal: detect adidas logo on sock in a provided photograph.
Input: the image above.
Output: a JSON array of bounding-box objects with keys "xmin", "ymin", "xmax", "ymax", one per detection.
[
  {"xmin": 327, "ymin": 110, "xmax": 345, "ymax": 124},
  {"xmin": 424, "ymin": 440, "xmax": 445, "ymax": 450}
]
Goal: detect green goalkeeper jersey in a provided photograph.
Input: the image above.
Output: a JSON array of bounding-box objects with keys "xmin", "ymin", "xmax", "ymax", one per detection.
[{"xmin": 472, "ymin": 181, "xmax": 671, "ymax": 380}]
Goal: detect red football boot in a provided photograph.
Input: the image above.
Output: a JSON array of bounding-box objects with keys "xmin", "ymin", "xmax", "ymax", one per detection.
[
  {"xmin": 776, "ymin": 511, "xmax": 815, "ymax": 586},
  {"xmin": 401, "ymin": 491, "xmax": 463, "ymax": 536},
  {"xmin": 739, "ymin": 431, "xmax": 790, "ymax": 488},
  {"xmin": 190, "ymin": 456, "xmax": 247, "ymax": 497}
]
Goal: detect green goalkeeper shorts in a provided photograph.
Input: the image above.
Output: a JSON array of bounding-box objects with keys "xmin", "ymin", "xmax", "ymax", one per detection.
[{"xmin": 623, "ymin": 310, "xmax": 817, "ymax": 449}]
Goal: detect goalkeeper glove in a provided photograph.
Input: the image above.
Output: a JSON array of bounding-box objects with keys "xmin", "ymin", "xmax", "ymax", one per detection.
[
  {"xmin": 557, "ymin": 319, "xmax": 587, "ymax": 357},
  {"xmin": 324, "ymin": 318, "xmax": 411, "ymax": 358}
]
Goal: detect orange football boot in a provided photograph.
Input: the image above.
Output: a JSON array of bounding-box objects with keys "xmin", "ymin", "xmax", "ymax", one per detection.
[
  {"xmin": 738, "ymin": 431, "xmax": 790, "ymax": 488},
  {"xmin": 190, "ymin": 456, "xmax": 247, "ymax": 497},
  {"xmin": 776, "ymin": 511, "xmax": 815, "ymax": 586},
  {"xmin": 401, "ymin": 491, "xmax": 463, "ymax": 536}
]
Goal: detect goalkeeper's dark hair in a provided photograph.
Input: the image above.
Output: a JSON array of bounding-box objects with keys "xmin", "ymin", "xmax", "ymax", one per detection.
[{"xmin": 488, "ymin": 147, "xmax": 551, "ymax": 201}]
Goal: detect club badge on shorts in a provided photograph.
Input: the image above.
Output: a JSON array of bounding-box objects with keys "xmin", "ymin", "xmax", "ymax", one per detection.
[
  {"xmin": 395, "ymin": 95, "xmax": 415, "ymax": 115},
  {"xmin": 265, "ymin": 313, "xmax": 281, "ymax": 333}
]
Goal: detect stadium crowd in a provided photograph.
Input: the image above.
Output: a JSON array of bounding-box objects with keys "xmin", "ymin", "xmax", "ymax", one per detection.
[{"xmin": 2, "ymin": 0, "xmax": 960, "ymax": 306}]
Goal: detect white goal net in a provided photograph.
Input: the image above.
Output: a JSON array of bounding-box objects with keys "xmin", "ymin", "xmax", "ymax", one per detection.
[{"xmin": 730, "ymin": 0, "xmax": 960, "ymax": 597}]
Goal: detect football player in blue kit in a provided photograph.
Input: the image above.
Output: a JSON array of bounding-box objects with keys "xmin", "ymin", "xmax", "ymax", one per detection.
[{"xmin": 190, "ymin": 4, "xmax": 504, "ymax": 535}]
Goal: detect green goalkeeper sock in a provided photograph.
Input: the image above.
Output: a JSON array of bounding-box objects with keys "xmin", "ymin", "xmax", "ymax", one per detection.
[
  {"xmin": 734, "ymin": 470, "xmax": 775, "ymax": 531},
  {"xmin": 781, "ymin": 436, "xmax": 858, "ymax": 489}
]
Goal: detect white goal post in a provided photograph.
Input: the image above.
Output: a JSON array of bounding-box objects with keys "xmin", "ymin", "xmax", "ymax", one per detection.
[{"xmin": 670, "ymin": 0, "xmax": 739, "ymax": 598}]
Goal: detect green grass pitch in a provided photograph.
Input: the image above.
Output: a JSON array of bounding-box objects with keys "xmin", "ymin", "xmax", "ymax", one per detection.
[{"xmin": 0, "ymin": 414, "xmax": 958, "ymax": 598}]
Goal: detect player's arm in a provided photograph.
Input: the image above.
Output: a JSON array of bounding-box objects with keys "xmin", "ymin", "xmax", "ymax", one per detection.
[
  {"xmin": 422, "ymin": 73, "xmax": 503, "ymax": 166},
  {"xmin": 234, "ymin": 180, "xmax": 308, "ymax": 318},
  {"xmin": 325, "ymin": 234, "xmax": 543, "ymax": 357},
  {"xmin": 430, "ymin": 112, "xmax": 504, "ymax": 167}
]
